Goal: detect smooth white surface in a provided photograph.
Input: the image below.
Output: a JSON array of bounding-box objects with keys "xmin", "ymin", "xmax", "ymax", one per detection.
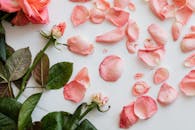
[{"xmin": 4, "ymin": 0, "xmax": 195, "ymax": 130}]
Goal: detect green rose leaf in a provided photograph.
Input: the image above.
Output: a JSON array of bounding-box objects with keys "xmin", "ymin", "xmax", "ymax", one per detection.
[
  {"xmin": 0, "ymin": 61, "xmax": 8, "ymax": 81},
  {"xmin": 6, "ymin": 44, "xmax": 15, "ymax": 59},
  {"xmin": 33, "ymin": 53, "xmax": 49, "ymax": 87},
  {"xmin": 0, "ymin": 83, "xmax": 9, "ymax": 97},
  {"xmin": 46, "ymin": 62, "xmax": 73, "ymax": 89},
  {"xmin": 0, "ymin": 113, "xmax": 17, "ymax": 130},
  {"xmin": 0, "ymin": 22, "xmax": 6, "ymax": 62},
  {"xmin": 0, "ymin": 98, "xmax": 22, "ymax": 121},
  {"xmin": 76, "ymin": 119, "xmax": 97, "ymax": 130},
  {"xmin": 18, "ymin": 93, "xmax": 42, "ymax": 130},
  {"xmin": 41, "ymin": 112, "xmax": 71, "ymax": 130},
  {"xmin": 6, "ymin": 47, "xmax": 32, "ymax": 81}
]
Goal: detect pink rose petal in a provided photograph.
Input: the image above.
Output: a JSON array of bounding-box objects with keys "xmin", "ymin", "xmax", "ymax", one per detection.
[
  {"xmin": 128, "ymin": 2, "xmax": 136, "ymax": 11},
  {"xmin": 132, "ymin": 81, "xmax": 150, "ymax": 97},
  {"xmin": 160, "ymin": 4, "xmax": 175, "ymax": 19},
  {"xmin": 134, "ymin": 96, "xmax": 158, "ymax": 120},
  {"xmin": 187, "ymin": 0, "xmax": 195, "ymax": 11},
  {"xmin": 126, "ymin": 40, "xmax": 137, "ymax": 54},
  {"xmin": 144, "ymin": 38, "xmax": 159, "ymax": 49},
  {"xmin": 191, "ymin": 25, "xmax": 195, "ymax": 32},
  {"xmin": 180, "ymin": 70, "xmax": 195, "ymax": 96},
  {"xmin": 70, "ymin": 0, "xmax": 90, "ymax": 2},
  {"xmin": 96, "ymin": 27, "xmax": 125, "ymax": 43},
  {"xmin": 0, "ymin": 0, "xmax": 21, "ymax": 13},
  {"xmin": 180, "ymin": 32, "xmax": 195, "ymax": 53},
  {"xmin": 11, "ymin": 11, "xmax": 29, "ymax": 26},
  {"xmin": 138, "ymin": 46, "xmax": 165, "ymax": 68},
  {"xmin": 148, "ymin": 23, "xmax": 168, "ymax": 45},
  {"xmin": 134, "ymin": 73, "xmax": 144, "ymax": 80},
  {"xmin": 89, "ymin": 8, "xmax": 105, "ymax": 24},
  {"xmin": 172, "ymin": 0, "xmax": 186, "ymax": 8},
  {"xmin": 157, "ymin": 83, "xmax": 178, "ymax": 105},
  {"xmin": 71, "ymin": 5, "xmax": 89, "ymax": 26},
  {"xmin": 99, "ymin": 55, "xmax": 124, "ymax": 82},
  {"xmin": 148, "ymin": 0, "xmax": 168, "ymax": 20},
  {"xmin": 184, "ymin": 53, "xmax": 195, "ymax": 68},
  {"xmin": 126, "ymin": 20, "xmax": 139, "ymax": 42},
  {"xmin": 74, "ymin": 67, "xmax": 90, "ymax": 88},
  {"xmin": 94, "ymin": 0, "xmax": 110, "ymax": 11},
  {"xmin": 175, "ymin": 6, "xmax": 193, "ymax": 25},
  {"xmin": 114, "ymin": 0, "xmax": 130, "ymax": 9},
  {"xmin": 106, "ymin": 7, "xmax": 129, "ymax": 27},
  {"xmin": 119, "ymin": 102, "xmax": 139, "ymax": 128},
  {"xmin": 172, "ymin": 21, "xmax": 183, "ymax": 41},
  {"xmin": 63, "ymin": 80, "xmax": 86, "ymax": 103},
  {"xmin": 153, "ymin": 67, "xmax": 169, "ymax": 84},
  {"xmin": 67, "ymin": 36, "xmax": 94, "ymax": 56}
]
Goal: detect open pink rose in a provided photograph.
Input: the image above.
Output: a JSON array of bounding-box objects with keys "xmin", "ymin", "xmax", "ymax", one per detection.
[
  {"xmin": 0, "ymin": 0, "xmax": 21, "ymax": 13},
  {"xmin": 17, "ymin": 0, "xmax": 50, "ymax": 24}
]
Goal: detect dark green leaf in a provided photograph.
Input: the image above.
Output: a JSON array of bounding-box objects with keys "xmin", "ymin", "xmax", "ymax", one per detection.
[
  {"xmin": 0, "ymin": 22, "xmax": 6, "ymax": 62},
  {"xmin": 0, "ymin": 83, "xmax": 9, "ymax": 97},
  {"xmin": 76, "ymin": 119, "xmax": 97, "ymax": 130},
  {"xmin": 6, "ymin": 44, "xmax": 15, "ymax": 59},
  {"xmin": 18, "ymin": 93, "xmax": 42, "ymax": 130},
  {"xmin": 0, "ymin": 98, "xmax": 22, "ymax": 121},
  {"xmin": 33, "ymin": 53, "xmax": 49, "ymax": 86},
  {"xmin": 0, "ymin": 113, "xmax": 16, "ymax": 130},
  {"xmin": 6, "ymin": 47, "xmax": 32, "ymax": 81},
  {"xmin": 27, "ymin": 122, "xmax": 42, "ymax": 130},
  {"xmin": 41, "ymin": 112, "xmax": 71, "ymax": 130},
  {"xmin": 46, "ymin": 62, "xmax": 73, "ymax": 89},
  {"xmin": 0, "ymin": 61, "xmax": 8, "ymax": 81}
]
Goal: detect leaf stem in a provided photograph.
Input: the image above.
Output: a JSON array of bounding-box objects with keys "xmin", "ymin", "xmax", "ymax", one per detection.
[
  {"xmin": 79, "ymin": 102, "xmax": 97, "ymax": 120},
  {"xmin": 16, "ymin": 38, "xmax": 56, "ymax": 99},
  {"xmin": 8, "ymin": 81, "xmax": 14, "ymax": 98}
]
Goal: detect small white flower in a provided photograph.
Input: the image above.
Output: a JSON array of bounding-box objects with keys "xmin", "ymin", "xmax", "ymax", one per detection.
[{"xmin": 91, "ymin": 93, "xmax": 109, "ymax": 107}]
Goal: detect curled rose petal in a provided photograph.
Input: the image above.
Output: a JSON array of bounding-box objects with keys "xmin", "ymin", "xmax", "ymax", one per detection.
[
  {"xmin": 94, "ymin": 0, "xmax": 110, "ymax": 11},
  {"xmin": 180, "ymin": 33, "xmax": 195, "ymax": 52},
  {"xmin": 134, "ymin": 73, "xmax": 144, "ymax": 80},
  {"xmin": 126, "ymin": 40, "xmax": 137, "ymax": 54},
  {"xmin": 157, "ymin": 83, "xmax": 178, "ymax": 105},
  {"xmin": 70, "ymin": 0, "xmax": 90, "ymax": 2},
  {"xmin": 187, "ymin": 0, "xmax": 195, "ymax": 11},
  {"xmin": 0, "ymin": 0, "xmax": 20, "ymax": 13},
  {"xmin": 180, "ymin": 70, "xmax": 195, "ymax": 96},
  {"xmin": 71, "ymin": 5, "xmax": 89, "ymax": 26},
  {"xmin": 175, "ymin": 6, "xmax": 193, "ymax": 25},
  {"xmin": 160, "ymin": 4, "xmax": 175, "ymax": 19},
  {"xmin": 148, "ymin": 0, "xmax": 168, "ymax": 20},
  {"xmin": 191, "ymin": 25, "xmax": 195, "ymax": 32},
  {"xmin": 184, "ymin": 53, "xmax": 195, "ymax": 68},
  {"xmin": 138, "ymin": 46, "xmax": 165, "ymax": 68},
  {"xmin": 114, "ymin": 0, "xmax": 130, "ymax": 9},
  {"xmin": 148, "ymin": 23, "xmax": 168, "ymax": 45},
  {"xmin": 106, "ymin": 7, "xmax": 129, "ymax": 27},
  {"xmin": 96, "ymin": 27, "xmax": 125, "ymax": 43},
  {"xmin": 128, "ymin": 1, "xmax": 136, "ymax": 11},
  {"xmin": 67, "ymin": 36, "xmax": 94, "ymax": 56},
  {"xmin": 172, "ymin": 21, "xmax": 183, "ymax": 41},
  {"xmin": 63, "ymin": 80, "xmax": 86, "ymax": 103},
  {"xmin": 134, "ymin": 96, "xmax": 158, "ymax": 119},
  {"xmin": 89, "ymin": 8, "xmax": 105, "ymax": 24},
  {"xmin": 153, "ymin": 67, "xmax": 169, "ymax": 84},
  {"xmin": 99, "ymin": 55, "xmax": 124, "ymax": 82},
  {"xmin": 74, "ymin": 67, "xmax": 90, "ymax": 88},
  {"xmin": 126, "ymin": 20, "xmax": 139, "ymax": 42},
  {"xmin": 119, "ymin": 102, "xmax": 139, "ymax": 128},
  {"xmin": 144, "ymin": 38, "xmax": 158, "ymax": 49},
  {"xmin": 132, "ymin": 81, "xmax": 150, "ymax": 97},
  {"xmin": 11, "ymin": 11, "xmax": 29, "ymax": 26},
  {"xmin": 172, "ymin": 0, "xmax": 186, "ymax": 8}
]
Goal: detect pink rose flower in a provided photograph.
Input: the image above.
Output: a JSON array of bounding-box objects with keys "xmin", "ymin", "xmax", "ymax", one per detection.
[{"xmin": 0, "ymin": 0, "xmax": 21, "ymax": 13}]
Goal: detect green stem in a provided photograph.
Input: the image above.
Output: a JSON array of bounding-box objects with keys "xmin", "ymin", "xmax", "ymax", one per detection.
[
  {"xmin": 79, "ymin": 102, "xmax": 97, "ymax": 120},
  {"xmin": 16, "ymin": 38, "xmax": 56, "ymax": 99},
  {"xmin": 8, "ymin": 81, "xmax": 14, "ymax": 98}
]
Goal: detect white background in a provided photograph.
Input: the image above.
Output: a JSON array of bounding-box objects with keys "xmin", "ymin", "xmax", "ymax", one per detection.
[{"xmin": 3, "ymin": 0, "xmax": 195, "ymax": 130}]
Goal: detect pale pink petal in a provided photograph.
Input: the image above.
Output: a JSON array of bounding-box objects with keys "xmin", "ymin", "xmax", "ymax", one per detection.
[
  {"xmin": 106, "ymin": 7, "xmax": 129, "ymax": 27},
  {"xmin": 63, "ymin": 80, "xmax": 86, "ymax": 103},
  {"xmin": 175, "ymin": 6, "xmax": 193, "ymax": 25},
  {"xmin": 99, "ymin": 55, "xmax": 124, "ymax": 82},
  {"xmin": 67, "ymin": 36, "xmax": 94, "ymax": 56},
  {"xmin": 126, "ymin": 40, "xmax": 137, "ymax": 54},
  {"xmin": 181, "ymin": 33, "xmax": 195, "ymax": 52},
  {"xmin": 132, "ymin": 81, "xmax": 150, "ymax": 97},
  {"xmin": 114, "ymin": 0, "xmax": 129, "ymax": 9},
  {"xmin": 180, "ymin": 70, "xmax": 195, "ymax": 96},
  {"xmin": 187, "ymin": 0, "xmax": 195, "ymax": 11},
  {"xmin": 172, "ymin": 21, "xmax": 183, "ymax": 41},
  {"xmin": 144, "ymin": 38, "xmax": 159, "ymax": 49},
  {"xmin": 191, "ymin": 25, "xmax": 195, "ymax": 32},
  {"xmin": 148, "ymin": 23, "xmax": 168, "ymax": 45},
  {"xmin": 172, "ymin": 0, "xmax": 186, "ymax": 8},
  {"xmin": 94, "ymin": 0, "xmax": 110, "ymax": 11},
  {"xmin": 0, "ymin": 0, "xmax": 20, "ymax": 13},
  {"xmin": 184, "ymin": 54, "xmax": 195, "ymax": 68},
  {"xmin": 96, "ymin": 27, "xmax": 125, "ymax": 43},
  {"xmin": 138, "ymin": 46, "xmax": 165, "ymax": 68},
  {"xmin": 71, "ymin": 5, "xmax": 89, "ymax": 26},
  {"xmin": 134, "ymin": 73, "xmax": 144, "ymax": 80},
  {"xmin": 126, "ymin": 20, "xmax": 139, "ymax": 42},
  {"xmin": 148, "ymin": 0, "xmax": 168, "ymax": 20},
  {"xmin": 51, "ymin": 22, "xmax": 66, "ymax": 39},
  {"xmin": 160, "ymin": 4, "xmax": 175, "ymax": 19},
  {"xmin": 74, "ymin": 67, "xmax": 90, "ymax": 88},
  {"xmin": 134, "ymin": 96, "xmax": 158, "ymax": 120},
  {"xmin": 70, "ymin": 0, "xmax": 90, "ymax": 2},
  {"xmin": 119, "ymin": 102, "xmax": 139, "ymax": 128},
  {"xmin": 89, "ymin": 8, "xmax": 105, "ymax": 24},
  {"xmin": 128, "ymin": 1, "xmax": 136, "ymax": 11},
  {"xmin": 153, "ymin": 67, "xmax": 169, "ymax": 84},
  {"xmin": 157, "ymin": 83, "xmax": 178, "ymax": 105}
]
